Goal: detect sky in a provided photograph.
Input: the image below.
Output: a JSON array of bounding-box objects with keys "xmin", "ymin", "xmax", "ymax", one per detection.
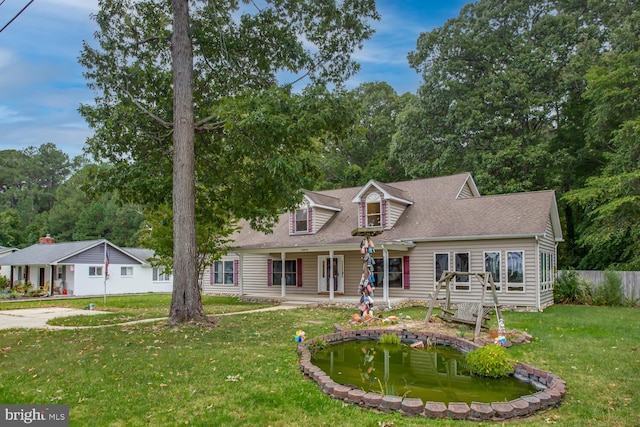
[{"xmin": 0, "ymin": 0, "xmax": 472, "ymax": 157}]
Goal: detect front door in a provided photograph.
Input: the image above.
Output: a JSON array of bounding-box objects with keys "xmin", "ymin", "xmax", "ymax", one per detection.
[{"xmin": 317, "ymin": 255, "xmax": 344, "ymax": 293}]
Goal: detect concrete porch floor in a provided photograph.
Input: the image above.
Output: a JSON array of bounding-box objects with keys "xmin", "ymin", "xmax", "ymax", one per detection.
[{"xmin": 237, "ymin": 293, "xmax": 418, "ymax": 309}]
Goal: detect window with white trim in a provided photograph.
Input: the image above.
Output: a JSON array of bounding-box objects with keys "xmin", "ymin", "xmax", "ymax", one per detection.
[
  {"xmin": 89, "ymin": 266, "xmax": 103, "ymax": 277},
  {"xmin": 507, "ymin": 251, "xmax": 524, "ymax": 291},
  {"xmin": 121, "ymin": 266, "xmax": 133, "ymax": 277},
  {"xmin": 272, "ymin": 260, "xmax": 298, "ymax": 286},
  {"xmin": 434, "ymin": 253, "xmax": 449, "ymax": 288},
  {"xmin": 153, "ymin": 268, "xmax": 171, "ymax": 282},
  {"xmin": 294, "ymin": 208, "xmax": 308, "ymax": 233},
  {"xmin": 214, "ymin": 260, "xmax": 235, "ymax": 285},
  {"xmin": 366, "ymin": 193, "xmax": 381, "ymax": 227},
  {"xmin": 454, "ymin": 252, "xmax": 470, "ymax": 291},
  {"xmin": 484, "ymin": 251, "xmax": 501, "ymax": 291}
]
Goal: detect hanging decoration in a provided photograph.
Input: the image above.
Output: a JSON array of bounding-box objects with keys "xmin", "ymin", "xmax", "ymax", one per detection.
[{"xmin": 358, "ymin": 236, "xmax": 376, "ymax": 320}]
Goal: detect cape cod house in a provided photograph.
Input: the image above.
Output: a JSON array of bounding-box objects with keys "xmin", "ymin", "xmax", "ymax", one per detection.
[
  {"xmin": 0, "ymin": 237, "xmax": 172, "ymax": 296},
  {"xmin": 202, "ymin": 172, "xmax": 563, "ymax": 310}
]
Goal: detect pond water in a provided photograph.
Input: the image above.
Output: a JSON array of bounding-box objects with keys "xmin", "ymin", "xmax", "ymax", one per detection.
[{"xmin": 311, "ymin": 340, "xmax": 538, "ymax": 404}]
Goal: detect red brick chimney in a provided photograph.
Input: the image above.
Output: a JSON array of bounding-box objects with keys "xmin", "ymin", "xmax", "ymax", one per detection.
[{"xmin": 39, "ymin": 234, "xmax": 55, "ymax": 244}]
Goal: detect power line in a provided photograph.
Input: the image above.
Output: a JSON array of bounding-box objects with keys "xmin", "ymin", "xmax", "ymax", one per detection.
[{"xmin": 0, "ymin": 0, "xmax": 35, "ymax": 34}]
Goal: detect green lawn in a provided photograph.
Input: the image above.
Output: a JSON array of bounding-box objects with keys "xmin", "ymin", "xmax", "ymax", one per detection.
[
  {"xmin": 0, "ymin": 301, "xmax": 638, "ymax": 426},
  {"xmin": 0, "ymin": 294, "xmax": 275, "ymax": 326}
]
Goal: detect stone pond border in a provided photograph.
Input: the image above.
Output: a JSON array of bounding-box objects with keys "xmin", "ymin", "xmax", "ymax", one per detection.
[{"xmin": 297, "ymin": 326, "xmax": 566, "ymax": 422}]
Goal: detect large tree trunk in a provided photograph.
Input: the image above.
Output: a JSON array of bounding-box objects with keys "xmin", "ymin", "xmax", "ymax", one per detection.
[{"xmin": 169, "ymin": 0, "xmax": 211, "ymax": 325}]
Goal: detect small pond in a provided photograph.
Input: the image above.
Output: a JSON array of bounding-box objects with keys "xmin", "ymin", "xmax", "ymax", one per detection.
[{"xmin": 312, "ymin": 340, "xmax": 538, "ymax": 405}]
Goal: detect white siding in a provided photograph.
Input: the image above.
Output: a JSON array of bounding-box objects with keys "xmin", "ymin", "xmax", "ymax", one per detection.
[
  {"xmin": 385, "ymin": 239, "xmax": 539, "ymax": 308},
  {"xmin": 539, "ymin": 216, "xmax": 557, "ymax": 308},
  {"xmin": 312, "ymin": 207, "xmax": 335, "ymax": 233},
  {"xmin": 386, "ymin": 200, "xmax": 407, "ymax": 229},
  {"xmin": 202, "ymin": 255, "xmax": 240, "ymax": 294},
  {"xmin": 71, "ymin": 264, "xmax": 171, "ymax": 296}
]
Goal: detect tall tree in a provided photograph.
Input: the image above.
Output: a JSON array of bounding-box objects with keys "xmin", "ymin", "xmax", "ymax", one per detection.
[
  {"xmin": 320, "ymin": 82, "xmax": 412, "ymax": 189},
  {"xmin": 80, "ymin": 0, "xmax": 379, "ymax": 324}
]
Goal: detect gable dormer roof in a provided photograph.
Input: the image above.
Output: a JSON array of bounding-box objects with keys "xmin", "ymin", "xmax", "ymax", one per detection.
[
  {"xmin": 351, "ymin": 179, "xmax": 414, "ymax": 205},
  {"xmin": 303, "ymin": 190, "xmax": 341, "ymax": 211}
]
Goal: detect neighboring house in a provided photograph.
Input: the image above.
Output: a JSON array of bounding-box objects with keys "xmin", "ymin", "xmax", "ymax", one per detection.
[
  {"xmin": 0, "ymin": 237, "xmax": 172, "ymax": 296},
  {"xmin": 202, "ymin": 172, "xmax": 563, "ymax": 310},
  {"xmin": 0, "ymin": 245, "xmax": 19, "ymax": 278}
]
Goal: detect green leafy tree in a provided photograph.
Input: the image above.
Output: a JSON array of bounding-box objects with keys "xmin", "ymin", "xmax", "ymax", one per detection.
[
  {"xmin": 79, "ymin": 0, "xmax": 379, "ymax": 324},
  {"xmin": 0, "ymin": 144, "xmax": 74, "ymax": 247},
  {"xmin": 563, "ymin": 48, "xmax": 640, "ymax": 269},
  {"xmin": 320, "ymin": 82, "xmax": 412, "ymax": 189}
]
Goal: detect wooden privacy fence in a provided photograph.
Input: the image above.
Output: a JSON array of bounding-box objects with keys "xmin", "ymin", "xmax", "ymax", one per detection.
[{"xmin": 560, "ymin": 270, "xmax": 640, "ymax": 299}]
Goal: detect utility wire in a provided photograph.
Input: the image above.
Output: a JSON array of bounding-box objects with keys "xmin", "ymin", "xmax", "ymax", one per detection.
[{"xmin": 0, "ymin": 0, "xmax": 35, "ymax": 34}]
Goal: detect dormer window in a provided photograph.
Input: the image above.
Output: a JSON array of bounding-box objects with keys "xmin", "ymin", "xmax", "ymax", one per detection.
[
  {"xmin": 295, "ymin": 208, "xmax": 309, "ymax": 233},
  {"xmin": 366, "ymin": 193, "xmax": 381, "ymax": 227}
]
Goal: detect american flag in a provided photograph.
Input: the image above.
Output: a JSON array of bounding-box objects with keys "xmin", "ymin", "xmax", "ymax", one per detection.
[{"xmin": 104, "ymin": 245, "xmax": 110, "ymax": 277}]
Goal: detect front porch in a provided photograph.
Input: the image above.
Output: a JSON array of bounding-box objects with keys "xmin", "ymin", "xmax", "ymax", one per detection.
[{"xmin": 237, "ymin": 293, "xmax": 419, "ymax": 310}]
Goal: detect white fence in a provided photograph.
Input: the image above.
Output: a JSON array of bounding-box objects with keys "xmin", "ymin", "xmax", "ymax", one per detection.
[{"xmin": 563, "ymin": 270, "xmax": 640, "ymax": 300}]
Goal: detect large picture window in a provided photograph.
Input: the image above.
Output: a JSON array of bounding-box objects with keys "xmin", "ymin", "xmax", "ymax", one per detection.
[
  {"xmin": 454, "ymin": 252, "xmax": 470, "ymax": 291},
  {"xmin": 214, "ymin": 260, "xmax": 235, "ymax": 285},
  {"xmin": 272, "ymin": 260, "xmax": 298, "ymax": 286},
  {"xmin": 507, "ymin": 251, "xmax": 524, "ymax": 291},
  {"xmin": 484, "ymin": 251, "xmax": 501, "ymax": 291},
  {"xmin": 372, "ymin": 257, "xmax": 403, "ymax": 288}
]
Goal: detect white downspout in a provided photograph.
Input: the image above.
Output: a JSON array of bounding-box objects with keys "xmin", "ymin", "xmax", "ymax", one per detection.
[
  {"xmin": 382, "ymin": 245, "xmax": 390, "ymax": 308},
  {"xmin": 239, "ymin": 253, "xmax": 244, "ymax": 297},
  {"xmin": 329, "ymin": 249, "xmax": 335, "ymax": 300},
  {"xmin": 281, "ymin": 251, "xmax": 286, "ymax": 298},
  {"xmin": 535, "ymin": 236, "xmax": 541, "ymax": 311}
]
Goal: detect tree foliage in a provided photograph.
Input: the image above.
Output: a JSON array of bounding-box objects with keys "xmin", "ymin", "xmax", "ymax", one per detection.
[{"xmin": 79, "ymin": 0, "xmax": 380, "ymax": 323}]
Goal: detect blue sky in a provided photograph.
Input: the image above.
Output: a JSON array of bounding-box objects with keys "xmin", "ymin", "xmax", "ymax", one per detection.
[{"xmin": 0, "ymin": 0, "xmax": 472, "ymax": 157}]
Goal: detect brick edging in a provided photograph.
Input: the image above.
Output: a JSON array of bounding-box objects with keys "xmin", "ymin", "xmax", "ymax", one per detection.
[{"xmin": 297, "ymin": 328, "xmax": 565, "ymax": 422}]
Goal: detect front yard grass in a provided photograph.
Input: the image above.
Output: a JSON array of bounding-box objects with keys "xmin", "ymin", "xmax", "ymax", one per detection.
[
  {"xmin": 0, "ymin": 294, "xmax": 275, "ymax": 326},
  {"xmin": 0, "ymin": 303, "xmax": 638, "ymax": 426}
]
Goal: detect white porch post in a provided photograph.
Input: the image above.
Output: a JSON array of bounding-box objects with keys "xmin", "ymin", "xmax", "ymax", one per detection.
[
  {"xmin": 48, "ymin": 265, "xmax": 53, "ymax": 296},
  {"xmin": 238, "ymin": 253, "xmax": 244, "ymax": 296},
  {"xmin": 280, "ymin": 251, "xmax": 286, "ymax": 297},
  {"xmin": 329, "ymin": 249, "xmax": 335, "ymax": 300},
  {"xmin": 382, "ymin": 245, "xmax": 390, "ymax": 308}
]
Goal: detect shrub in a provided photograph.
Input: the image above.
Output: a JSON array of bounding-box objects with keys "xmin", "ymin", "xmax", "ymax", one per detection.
[
  {"xmin": 378, "ymin": 333, "xmax": 401, "ymax": 346},
  {"xmin": 0, "ymin": 275, "xmax": 10, "ymax": 290},
  {"xmin": 554, "ymin": 270, "xmax": 593, "ymax": 304},
  {"xmin": 593, "ymin": 270, "xmax": 624, "ymax": 306},
  {"xmin": 465, "ymin": 344, "xmax": 516, "ymax": 378}
]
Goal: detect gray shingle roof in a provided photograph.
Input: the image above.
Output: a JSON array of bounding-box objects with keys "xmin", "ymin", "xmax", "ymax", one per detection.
[
  {"xmin": 0, "ymin": 246, "xmax": 17, "ymax": 255},
  {"xmin": 232, "ymin": 173, "xmax": 562, "ymax": 250},
  {"xmin": 0, "ymin": 240, "xmax": 105, "ymax": 265},
  {"xmin": 122, "ymin": 248, "xmax": 154, "ymax": 263}
]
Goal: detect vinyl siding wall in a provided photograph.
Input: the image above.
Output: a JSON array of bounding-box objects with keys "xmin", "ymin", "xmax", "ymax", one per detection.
[
  {"xmin": 392, "ymin": 239, "xmax": 540, "ymax": 307},
  {"xmin": 312, "ymin": 207, "xmax": 336, "ymax": 233},
  {"xmin": 230, "ymin": 238, "xmax": 546, "ymax": 308},
  {"xmin": 386, "ymin": 200, "xmax": 407, "ymax": 229},
  {"xmin": 538, "ymin": 216, "xmax": 558, "ymax": 308}
]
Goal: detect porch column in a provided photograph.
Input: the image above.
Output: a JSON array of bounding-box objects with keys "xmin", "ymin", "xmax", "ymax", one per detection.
[
  {"xmin": 382, "ymin": 246, "xmax": 390, "ymax": 308},
  {"xmin": 48, "ymin": 265, "xmax": 54, "ymax": 296},
  {"xmin": 280, "ymin": 251, "xmax": 286, "ymax": 297},
  {"xmin": 329, "ymin": 249, "xmax": 334, "ymax": 300},
  {"xmin": 238, "ymin": 253, "xmax": 244, "ymax": 297}
]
